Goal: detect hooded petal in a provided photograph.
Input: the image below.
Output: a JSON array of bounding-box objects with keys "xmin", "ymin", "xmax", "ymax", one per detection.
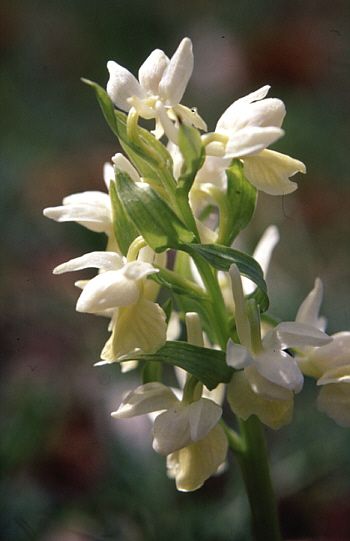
[
  {"xmin": 152, "ymin": 407, "xmax": 192, "ymax": 455},
  {"xmin": 217, "ymin": 95, "xmax": 285, "ymax": 132},
  {"xmin": 106, "ymin": 60, "xmax": 146, "ymax": 111},
  {"xmin": 253, "ymin": 350, "xmax": 304, "ymax": 392},
  {"xmin": 76, "ymin": 269, "xmax": 140, "ymax": 312},
  {"xmin": 166, "ymin": 425, "xmax": 228, "ymax": 491},
  {"xmin": 158, "ymin": 37, "xmax": 193, "ymax": 105},
  {"xmin": 243, "ymin": 149, "xmax": 306, "ymax": 195},
  {"xmin": 224, "ymin": 126, "xmax": 284, "ymax": 159},
  {"xmin": 187, "ymin": 398, "xmax": 222, "ymax": 442},
  {"xmin": 138, "ymin": 49, "xmax": 169, "ymax": 95},
  {"xmin": 112, "ymin": 382, "xmax": 179, "ymax": 418}
]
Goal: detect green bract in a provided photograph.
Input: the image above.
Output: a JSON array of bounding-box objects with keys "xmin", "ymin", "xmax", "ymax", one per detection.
[
  {"xmin": 118, "ymin": 341, "xmax": 234, "ymax": 390},
  {"xmin": 115, "ymin": 170, "xmax": 195, "ymax": 252}
]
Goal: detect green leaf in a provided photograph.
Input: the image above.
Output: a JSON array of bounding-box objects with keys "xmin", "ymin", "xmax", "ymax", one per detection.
[
  {"xmin": 109, "ymin": 180, "xmax": 138, "ymax": 256},
  {"xmin": 189, "ymin": 243, "xmax": 269, "ymax": 312},
  {"xmin": 120, "ymin": 341, "xmax": 234, "ymax": 390},
  {"xmin": 220, "ymin": 160, "xmax": 257, "ymax": 245},
  {"xmin": 82, "ymin": 78, "xmax": 120, "ymax": 137},
  {"xmin": 115, "ymin": 170, "xmax": 195, "ymax": 252}
]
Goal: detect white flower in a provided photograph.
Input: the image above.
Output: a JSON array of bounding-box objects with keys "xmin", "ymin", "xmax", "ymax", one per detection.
[
  {"xmin": 106, "ymin": 38, "xmax": 206, "ymax": 142},
  {"xmin": 112, "ymin": 382, "xmax": 227, "ymax": 491},
  {"xmin": 292, "ymin": 280, "xmax": 350, "ymax": 426},
  {"xmin": 203, "ymin": 86, "xmax": 306, "ymax": 195},
  {"xmin": 53, "ymin": 251, "xmax": 157, "ymax": 313},
  {"xmin": 43, "ymin": 154, "xmax": 140, "ymax": 252},
  {"xmin": 54, "ymin": 250, "xmax": 167, "ymax": 360},
  {"xmin": 43, "ymin": 164, "xmax": 113, "ymax": 236},
  {"xmin": 226, "ymin": 265, "xmax": 331, "ymax": 429}
]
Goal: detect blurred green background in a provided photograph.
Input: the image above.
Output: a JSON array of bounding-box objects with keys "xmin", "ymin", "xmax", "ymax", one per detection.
[{"xmin": 1, "ymin": 1, "xmax": 350, "ymax": 540}]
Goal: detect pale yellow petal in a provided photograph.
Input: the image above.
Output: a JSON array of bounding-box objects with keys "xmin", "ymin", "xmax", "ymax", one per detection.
[
  {"xmin": 243, "ymin": 149, "xmax": 306, "ymax": 195},
  {"xmin": 227, "ymin": 371, "xmax": 293, "ymax": 430},
  {"xmin": 101, "ymin": 297, "xmax": 166, "ymax": 362},
  {"xmin": 167, "ymin": 425, "xmax": 228, "ymax": 492}
]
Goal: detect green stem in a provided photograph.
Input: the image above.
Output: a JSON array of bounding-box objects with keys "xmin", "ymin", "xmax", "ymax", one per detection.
[
  {"xmin": 188, "ymin": 249, "xmax": 229, "ymax": 350},
  {"xmin": 237, "ymin": 416, "xmax": 282, "ymax": 541}
]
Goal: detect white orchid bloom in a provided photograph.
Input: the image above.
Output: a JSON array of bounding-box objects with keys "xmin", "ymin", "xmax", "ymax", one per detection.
[
  {"xmin": 112, "ymin": 381, "xmax": 227, "ymax": 491},
  {"xmin": 226, "ymin": 266, "xmax": 331, "ymax": 429},
  {"xmin": 311, "ymin": 332, "xmax": 350, "ymax": 427},
  {"xmin": 43, "ymin": 164, "xmax": 113, "ymax": 236},
  {"xmin": 54, "ymin": 250, "xmax": 167, "ymax": 361},
  {"xmin": 291, "ymin": 280, "xmax": 350, "ymax": 426},
  {"xmin": 43, "ymin": 154, "xmax": 140, "ymax": 252},
  {"xmin": 53, "ymin": 251, "xmax": 157, "ymax": 313},
  {"xmin": 106, "ymin": 38, "xmax": 206, "ymax": 142},
  {"xmin": 203, "ymin": 85, "xmax": 306, "ymax": 195}
]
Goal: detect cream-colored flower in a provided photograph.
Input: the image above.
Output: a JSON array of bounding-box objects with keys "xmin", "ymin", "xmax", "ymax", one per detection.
[
  {"xmin": 112, "ymin": 381, "xmax": 227, "ymax": 491},
  {"xmin": 227, "ymin": 266, "xmax": 331, "ymax": 429},
  {"xmin": 106, "ymin": 38, "xmax": 206, "ymax": 142},
  {"xmin": 43, "ymin": 153, "xmax": 140, "ymax": 252},
  {"xmin": 54, "ymin": 250, "xmax": 167, "ymax": 361},
  {"xmin": 202, "ymin": 86, "xmax": 306, "ymax": 195}
]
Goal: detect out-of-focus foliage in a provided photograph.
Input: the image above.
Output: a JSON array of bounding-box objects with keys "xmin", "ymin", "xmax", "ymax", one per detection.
[{"xmin": 1, "ymin": 1, "xmax": 350, "ymax": 539}]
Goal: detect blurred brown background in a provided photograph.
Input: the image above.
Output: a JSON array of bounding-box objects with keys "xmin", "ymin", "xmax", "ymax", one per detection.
[{"xmin": 1, "ymin": 1, "xmax": 350, "ymax": 540}]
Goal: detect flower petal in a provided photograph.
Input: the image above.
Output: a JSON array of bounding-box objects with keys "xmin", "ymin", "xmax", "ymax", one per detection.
[
  {"xmin": 106, "ymin": 60, "xmax": 146, "ymax": 111},
  {"xmin": 153, "ymin": 407, "xmax": 191, "ymax": 455},
  {"xmin": 53, "ymin": 251, "xmax": 124, "ymax": 274},
  {"xmin": 112, "ymin": 153, "xmax": 140, "ymax": 182},
  {"xmin": 309, "ymin": 332, "xmax": 350, "ymax": 373},
  {"xmin": 217, "ymin": 96, "xmax": 285, "ymax": 132},
  {"xmin": 227, "ymin": 371, "xmax": 293, "ymax": 429},
  {"xmin": 226, "ymin": 340, "xmax": 254, "ymax": 369},
  {"xmin": 242, "ymin": 225, "xmax": 280, "ymax": 295},
  {"xmin": 138, "ymin": 48, "xmax": 169, "ymax": 95},
  {"xmin": 317, "ymin": 365, "xmax": 350, "ymax": 385},
  {"xmin": 243, "ymin": 149, "xmax": 306, "ymax": 195},
  {"xmin": 317, "ymin": 383, "xmax": 350, "ymax": 427},
  {"xmin": 295, "ymin": 278, "xmax": 326, "ymax": 331},
  {"xmin": 76, "ymin": 269, "xmax": 140, "ymax": 312},
  {"xmin": 158, "ymin": 37, "xmax": 193, "ymax": 106},
  {"xmin": 167, "ymin": 425, "xmax": 228, "ymax": 491},
  {"xmin": 187, "ymin": 398, "xmax": 222, "ymax": 442},
  {"xmin": 263, "ymin": 321, "xmax": 331, "ymax": 350},
  {"xmin": 254, "ymin": 350, "xmax": 304, "ymax": 392},
  {"xmin": 101, "ymin": 297, "xmax": 167, "ymax": 361},
  {"xmin": 44, "ymin": 191, "xmax": 112, "ymax": 233},
  {"xmin": 112, "ymin": 382, "xmax": 179, "ymax": 418},
  {"xmin": 224, "ymin": 126, "xmax": 284, "ymax": 159}
]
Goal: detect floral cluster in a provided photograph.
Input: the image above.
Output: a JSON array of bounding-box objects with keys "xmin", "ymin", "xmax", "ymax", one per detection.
[{"xmin": 44, "ymin": 37, "xmax": 350, "ymax": 493}]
